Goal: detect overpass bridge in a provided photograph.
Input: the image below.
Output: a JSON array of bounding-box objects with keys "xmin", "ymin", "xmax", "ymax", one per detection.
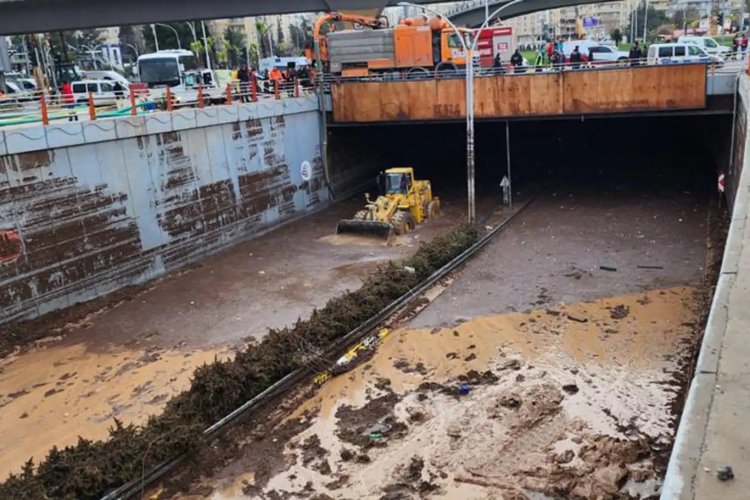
[
  {"xmin": 327, "ymin": 62, "xmax": 738, "ymax": 125},
  {"xmin": 444, "ymin": 0, "xmax": 618, "ymax": 27},
  {"xmin": 1, "ymin": 0, "xmax": 615, "ymax": 36}
]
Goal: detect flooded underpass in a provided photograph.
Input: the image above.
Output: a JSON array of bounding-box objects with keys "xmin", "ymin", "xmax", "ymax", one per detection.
[
  {"xmin": 170, "ymin": 115, "xmax": 731, "ymax": 499},
  {"xmin": 0, "ymin": 109, "xmax": 732, "ymax": 497}
]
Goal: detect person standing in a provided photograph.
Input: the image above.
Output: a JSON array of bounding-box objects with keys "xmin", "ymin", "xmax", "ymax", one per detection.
[
  {"xmin": 546, "ymin": 41, "xmax": 554, "ymax": 64},
  {"xmin": 493, "ymin": 52, "xmax": 504, "ymax": 69},
  {"xmin": 535, "ymin": 46, "xmax": 545, "ymax": 72},
  {"xmin": 61, "ymin": 81, "xmax": 77, "ymax": 121},
  {"xmin": 742, "ymin": 33, "xmax": 748, "ymax": 56},
  {"xmin": 570, "ymin": 46, "xmax": 582, "ymax": 69},
  {"xmin": 629, "ymin": 41, "xmax": 641, "ymax": 66},
  {"xmin": 510, "ymin": 49, "xmax": 523, "ymax": 73},
  {"xmin": 238, "ymin": 64, "xmax": 250, "ymax": 102}
]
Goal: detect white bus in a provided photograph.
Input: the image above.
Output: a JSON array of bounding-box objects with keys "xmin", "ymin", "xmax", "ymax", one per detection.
[{"xmin": 137, "ymin": 50, "xmax": 199, "ymax": 92}]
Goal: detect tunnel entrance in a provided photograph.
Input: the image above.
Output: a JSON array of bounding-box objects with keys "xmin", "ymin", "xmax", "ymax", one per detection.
[{"xmin": 328, "ymin": 114, "xmax": 732, "ymax": 212}]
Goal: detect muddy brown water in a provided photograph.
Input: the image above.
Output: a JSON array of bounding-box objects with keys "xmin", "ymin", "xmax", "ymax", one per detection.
[
  {"xmin": 0, "ymin": 194, "xmax": 488, "ymax": 479},
  {"xmin": 188, "ymin": 188, "xmax": 711, "ymax": 499}
]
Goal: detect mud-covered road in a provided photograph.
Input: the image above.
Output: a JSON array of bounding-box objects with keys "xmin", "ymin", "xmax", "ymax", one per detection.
[
  {"xmin": 0, "ymin": 192, "xmax": 487, "ymax": 479},
  {"xmin": 186, "ymin": 183, "xmax": 715, "ymax": 499}
]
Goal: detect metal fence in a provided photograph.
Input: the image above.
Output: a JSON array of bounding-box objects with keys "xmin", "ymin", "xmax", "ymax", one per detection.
[
  {"xmin": 317, "ymin": 57, "xmax": 745, "ymax": 93},
  {"xmin": 0, "ymin": 78, "xmax": 315, "ymax": 129}
]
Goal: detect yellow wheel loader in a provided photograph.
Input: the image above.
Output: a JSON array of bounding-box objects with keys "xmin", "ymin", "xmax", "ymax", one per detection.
[{"xmin": 337, "ymin": 167, "xmax": 440, "ymax": 238}]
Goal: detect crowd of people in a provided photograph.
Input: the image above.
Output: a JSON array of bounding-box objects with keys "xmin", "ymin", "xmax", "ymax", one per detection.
[
  {"xmin": 732, "ymin": 33, "xmax": 749, "ymax": 55},
  {"xmin": 230, "ymin": 63, "xmax": 312, "ymax": 100}
]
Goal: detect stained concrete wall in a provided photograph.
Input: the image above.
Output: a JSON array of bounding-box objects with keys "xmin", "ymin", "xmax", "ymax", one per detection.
[{"xmin": 0, "ymin": 97, "xmax": 329, "ymax": 323}]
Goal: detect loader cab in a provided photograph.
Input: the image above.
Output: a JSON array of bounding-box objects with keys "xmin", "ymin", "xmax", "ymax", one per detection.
[{"xmin": 384, "ymin": 169, "xmax": 413, "ymax": 195}]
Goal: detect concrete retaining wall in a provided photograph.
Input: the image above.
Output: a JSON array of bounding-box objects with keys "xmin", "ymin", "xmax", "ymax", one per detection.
[{"xmin": 0, "ymin": 97, "xmax": 328, "ymax": 323}]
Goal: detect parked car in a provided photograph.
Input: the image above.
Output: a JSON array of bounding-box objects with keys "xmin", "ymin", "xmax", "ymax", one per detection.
[
  {"xmin": 83, "ymin": 70, "xmax": 131, "ymax": 89},
  {"xmin": 71, "ymin": 80, "xmax": 126, "ymax": 104},
  {"xmin": 561, "ymin": 40, "xmax": 600, "ymax": 61},
  {"xmin": 586, "ymin": 45, "xmax": 630, "ymax": 63},
  {"xmin": 646, "ymin": 43, "xmax": 722, "ymax": 65},
  {"xmin": 1, "ymin": 81, "xmax": 36, "ymax": 102},
  {"xmin": 677, "ymin": 36, "xmax": 731, "ymax": 57}
]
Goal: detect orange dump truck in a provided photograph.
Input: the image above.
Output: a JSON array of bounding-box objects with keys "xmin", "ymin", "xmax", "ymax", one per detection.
[{"xmin": 314, "ymin": 13, "xmax": 471, "ymax": 77}]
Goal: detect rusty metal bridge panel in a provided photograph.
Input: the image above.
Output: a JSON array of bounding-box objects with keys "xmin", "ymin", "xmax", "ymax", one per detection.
[{"xmin": 330, "ymin": 65, "xmax": 708, "ymax": 123}]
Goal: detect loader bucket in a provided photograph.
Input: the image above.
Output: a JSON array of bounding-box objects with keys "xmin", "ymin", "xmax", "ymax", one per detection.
[{"xmin": 336, "ymin": 219, "xmax": 393, "ymax": 239}]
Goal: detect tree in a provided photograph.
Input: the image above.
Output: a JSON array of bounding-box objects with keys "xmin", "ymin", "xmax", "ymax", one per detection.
[
  {"xmin": 223, "ymin": 27, "xmax": 246, "ymax": 67},
  {"xmin": 276, "ymin": 17, "xmax": 285, "ymax": 48},
  {"xmin": 610, "ymin": 28, "xmax": 623, "ymax": 46},
  {"xmin": 140, "ymin": 23, "xmax": 194, "ymax": 52},
  {"xmin": 118, "ymin": 25, "xmax": 141, "ymax": 62},
  {"xmin": 628, "ymin": 5, "xmax": 668, "ymax": 42},
  {"xmin": 248, "ymin": 42, "xmax": 259, "ymax": 67},
  {"xmin": 672, "ymin": 8, "xmax": 700, "ymax": 33}
]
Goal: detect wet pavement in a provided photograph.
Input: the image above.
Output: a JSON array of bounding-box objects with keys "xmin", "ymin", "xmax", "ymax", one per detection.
[
  {"xmin": 191, "ymin": 186, "xmax": 711, "ymax": 499},
  {"xmin": 0, "ymin": 193, "xmax": 479, "ymax": 479}
]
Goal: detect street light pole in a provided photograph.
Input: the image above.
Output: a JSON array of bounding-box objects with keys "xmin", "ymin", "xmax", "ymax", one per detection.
[
  {"xmin": 155, "ymin": 23, "xmax": 182, "ymax": 50},
  {"xmin": 398, "ymin": 0, "xmax": 523, "ymax": 223},
  {"xmin": 201, "ymin": 21, "xmax": 212, "ymax": 71},
  {"xmin": 151, "ymin": 24, "xmax": 160, "ymax": 52}
]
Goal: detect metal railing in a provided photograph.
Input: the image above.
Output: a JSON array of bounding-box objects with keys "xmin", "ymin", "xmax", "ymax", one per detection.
[
  {"xmin": 0, "ymin": 78, "xmax": 316, "ymax": 129},
  {"xmin": 316, "ymin": 57, "xmax": 745, "ymax": 89}
]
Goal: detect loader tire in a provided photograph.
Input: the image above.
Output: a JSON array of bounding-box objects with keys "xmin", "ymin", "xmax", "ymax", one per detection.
[
  {"xmin": 391, "ymin": 211, "xmax": 410, "ymax": 235},
  {"xmin": 427, "ymin": 199, "xmax": 441, "ymax": 219},
  {"xmin": 353, "ymin": 210, "xmax": 368, "ymax": 221}
]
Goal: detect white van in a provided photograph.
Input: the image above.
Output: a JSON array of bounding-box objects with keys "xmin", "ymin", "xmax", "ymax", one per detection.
[
  {"xmin": 83, "ymin": 70, "xmax": 131, "ymax": 89},
  {"xmin": 677, "ymin": 36, "xmax": 731, "ymax": 56},
  {"xmin": 646, "ymin": 43, "xmax": 719, "ymax": 65},
  {"xmin": 71, "ymin": 80, "xmax": 127, "ymax": 104}
]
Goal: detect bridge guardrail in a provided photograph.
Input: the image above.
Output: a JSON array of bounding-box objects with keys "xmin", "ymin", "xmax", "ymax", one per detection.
[
  {"xmin": 316, "ymin": 57, "xmax": 744, "ymax": 90},
  {"xmin": 0, "ymin": 78, "xmax": 315, "ymax": 129}
]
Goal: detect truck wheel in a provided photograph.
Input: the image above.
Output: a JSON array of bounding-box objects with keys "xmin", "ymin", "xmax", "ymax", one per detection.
[{"xmin": 427, "ymin": 199, "xmax": 441, "ymax": 219}]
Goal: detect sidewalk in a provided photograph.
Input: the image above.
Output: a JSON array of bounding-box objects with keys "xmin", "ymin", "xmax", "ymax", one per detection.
[{"xmin": 662, "ymin": 139, "xmax": 750, "ymax": 497}]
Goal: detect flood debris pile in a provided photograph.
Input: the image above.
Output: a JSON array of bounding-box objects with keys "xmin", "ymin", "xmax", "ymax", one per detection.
[
  {"xmin": 0, "ymin": 225, "xmax": 478, "ymax": 499},
  {"xmin": 242, "ymin": 288, "xmax": 700, "ymax": 499}
]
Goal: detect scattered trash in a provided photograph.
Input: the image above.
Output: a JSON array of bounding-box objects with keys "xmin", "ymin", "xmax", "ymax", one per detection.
[
  {"xmin": 637, "ymin": 265, "xmax": 664, "ymax": 270},
  {"xmin": 368, "ymin": 433, "xmax": 383, "ymax": 441},
  {"xmin": 610, "ymin": 305, "xmax": 630, "ymax": 320},
  {"xmin": 717, "ymin": 466, "xmax": 734, "ymax": 481},
  {"xmin": 258, "ymin": 270, "xmax": 265, "ymax": 275},
  {"xmin": 458, "ymin": 384, "xmax": 471, "ymax": 395},
  {"xmin": 500, "ymin": 359, "xmax": 522, "ymax": 371},
  {"xmin": 404, "ymin": 266, "xmax": 416, "ymax": 274},
  {"xmin": 562, "ymin": 384, "xmax": 579, "ymax": 395},
  {"xmin": 498, "ymin": 394, "xmax": 522, "ymax": 408},
  {"xmin": 566, "ymin": 313, "xmax": 588, "ymax": 323},
  {"xmin": 599, "ymin": 266, "xmax": 617, "ymax": 272}
]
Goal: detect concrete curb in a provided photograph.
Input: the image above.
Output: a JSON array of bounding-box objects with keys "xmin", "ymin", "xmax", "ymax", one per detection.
[{"xmin": 661, "ymin": 76, "xmax": 750, "ymax": 499}]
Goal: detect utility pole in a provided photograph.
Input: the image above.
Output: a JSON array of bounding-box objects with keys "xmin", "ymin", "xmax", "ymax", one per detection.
[
  {"xmin": 201, "ymin": 21, "xmax": 211, "ymax": 70},
  {"xmin": 151, "ymin": 24, "xmax": 160, "ymax": 51}
]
